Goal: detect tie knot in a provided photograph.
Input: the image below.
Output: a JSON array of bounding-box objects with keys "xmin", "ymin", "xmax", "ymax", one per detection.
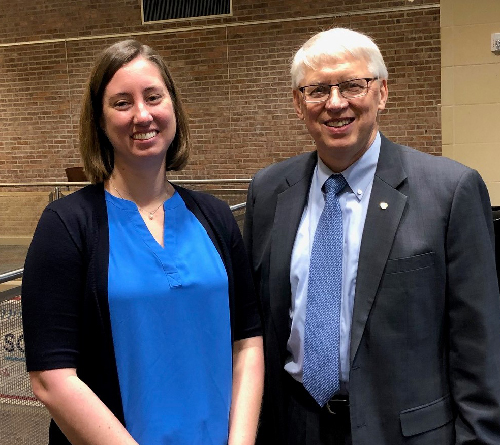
[{"xmin": 324, "ymin": 174, "xmax": 347, "ymax": 196}]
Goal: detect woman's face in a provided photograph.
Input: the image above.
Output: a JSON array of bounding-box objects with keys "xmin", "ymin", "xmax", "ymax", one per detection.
[{"xmin": 101, "ymin": 56, "xmax": 177, "ymax": 170}]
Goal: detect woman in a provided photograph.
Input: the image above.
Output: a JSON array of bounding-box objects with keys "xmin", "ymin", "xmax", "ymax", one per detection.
[{"xmin": 21, "ymin": 40, "xmax": 264, "ymax": 445}]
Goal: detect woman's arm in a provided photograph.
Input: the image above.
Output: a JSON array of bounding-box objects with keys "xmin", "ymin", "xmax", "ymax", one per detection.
[
  {"xmin": 228, "ymin": 336, "xmax": 264, "ymax": 445},
  {"xmin": 30, "ymin": 368, "xmax": 138, "ymax": 445}
]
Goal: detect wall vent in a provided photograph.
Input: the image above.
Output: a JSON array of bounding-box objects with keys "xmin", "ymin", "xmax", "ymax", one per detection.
[{"xmin": 142, "ymin": 0, "xmax": 231, "ymax": 23}]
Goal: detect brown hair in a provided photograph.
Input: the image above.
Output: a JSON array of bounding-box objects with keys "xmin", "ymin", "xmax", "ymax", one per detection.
[{"xmin": 79, "ymin": 39, "xmax": 190, "ymax": 183}]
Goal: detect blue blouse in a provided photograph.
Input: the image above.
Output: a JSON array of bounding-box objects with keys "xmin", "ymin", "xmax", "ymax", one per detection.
[{"xmin": 105, "ymin": 190, "xmax": 232, "ymax": 444}]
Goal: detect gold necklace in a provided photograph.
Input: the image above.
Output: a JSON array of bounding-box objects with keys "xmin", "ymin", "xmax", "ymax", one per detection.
[{"xmin": 111, "ymin": 185, "xmax": 166, "ymax": 220}]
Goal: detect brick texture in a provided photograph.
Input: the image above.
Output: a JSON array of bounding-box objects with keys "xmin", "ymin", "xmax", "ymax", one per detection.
[{"xmin": 0, "ymin": 0, "xmax": 441, "ymax": 184}]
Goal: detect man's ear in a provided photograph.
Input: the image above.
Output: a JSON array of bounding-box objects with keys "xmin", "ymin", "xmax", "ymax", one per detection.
[
  {"xmin": 377, "ymin": 79, "xmax": 388, "ymax": 112},
  {"xmin": 293, "ymin": 89, "xmax": 305, "ymax": 120}
]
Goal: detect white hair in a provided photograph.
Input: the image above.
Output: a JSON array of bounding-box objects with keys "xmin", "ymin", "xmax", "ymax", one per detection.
[{"xmin": 291, "ymin": 28, "xmax": 389, "ymax": 88}]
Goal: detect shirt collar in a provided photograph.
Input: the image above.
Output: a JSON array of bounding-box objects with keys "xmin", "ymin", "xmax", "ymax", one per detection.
[{"xmin": 316, "ymin": 132, "xmax": 381, "ymax": 201}]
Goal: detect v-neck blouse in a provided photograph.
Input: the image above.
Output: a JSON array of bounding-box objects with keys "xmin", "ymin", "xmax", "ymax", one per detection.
[{"xmin": 105, "ymin": 190, "xmax": 232, "ymax": 444}]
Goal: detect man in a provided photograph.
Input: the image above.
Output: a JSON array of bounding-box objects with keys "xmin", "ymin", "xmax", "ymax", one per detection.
[{"xmin": 244, "ymin": 27, "xmax": 500, "ymax": 444}]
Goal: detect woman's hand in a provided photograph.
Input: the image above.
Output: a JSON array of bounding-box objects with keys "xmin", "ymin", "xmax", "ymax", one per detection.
[
  {"xmin": 30, "ymin": 368, "xmax": 139, "ymax": 445},
  {"xmin": 228, "ymin": 336, "xmax": 264, "ymax": 445}
]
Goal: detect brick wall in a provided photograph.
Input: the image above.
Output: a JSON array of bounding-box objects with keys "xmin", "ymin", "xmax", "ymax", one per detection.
[{"xmin": 0, "ymin": 0, "xmax": 440, "ymax": 183}]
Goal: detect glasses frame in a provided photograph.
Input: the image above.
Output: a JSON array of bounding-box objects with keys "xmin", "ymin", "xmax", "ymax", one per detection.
[{"xmin": 298, "ymin": 77, "xmax": 379, "ymax": 103}]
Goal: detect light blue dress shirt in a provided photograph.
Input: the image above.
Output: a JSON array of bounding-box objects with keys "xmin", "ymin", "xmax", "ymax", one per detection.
[{"xmin": 286, "ymin": 132, "xmax": 381, "ymax": 388}]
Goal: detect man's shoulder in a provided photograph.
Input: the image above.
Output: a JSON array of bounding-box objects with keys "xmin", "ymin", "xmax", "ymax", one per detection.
[
  {"xmin": 381, "ymin": 139, "xmax": 487, "ymax": 204},
  {"xmin": 400, "ymin": 145, "xmax": 472, "ymax": 179},
  {"xmin": 383, "ymin": 136, "xmax": 472, "ymax": 178}
]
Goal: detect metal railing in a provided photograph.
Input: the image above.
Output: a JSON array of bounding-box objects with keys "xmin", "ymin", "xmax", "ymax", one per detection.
[
  {"xmin": 0, "ymin": 269, "xmax": 23, "ymax": 285},
  {"xmin": 0, "ymin": 201, "xmax": 246, "ymax": 287},
  {"xmin": 1, "ymin": 280, "xmax": 48, "ymax": 445},
  {"xmin": 0, "ymin": 270, "xmax": 23, "ymax": 304},
  {"xmin": 0, "ymin": 178, "xmax": 251, "ymax": 206}
]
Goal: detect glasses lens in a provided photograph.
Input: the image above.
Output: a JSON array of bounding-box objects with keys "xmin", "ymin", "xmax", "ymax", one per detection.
[
  {"xmin": 339, "ymin": 79, "xmax": 369, "ymax": 98},
  {"xmin": 303, "ymin": 85, "xmax": 331, "ymax": 102}
]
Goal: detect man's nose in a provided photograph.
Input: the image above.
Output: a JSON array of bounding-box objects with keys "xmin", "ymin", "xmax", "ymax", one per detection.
[{"xmin": 325, "ymin": 86, "xmax": 348, "ymax": 109}]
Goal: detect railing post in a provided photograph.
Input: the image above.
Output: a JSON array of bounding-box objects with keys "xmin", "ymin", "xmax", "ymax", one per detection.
[{"xmin": 48, "ymin": 186, "xmax": 62, "ymax": 203}]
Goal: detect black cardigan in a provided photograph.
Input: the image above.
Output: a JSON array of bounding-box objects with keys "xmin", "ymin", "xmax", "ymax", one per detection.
[{"xmin": 22, "ymin": 183, "xmax": 261, "ymax": 444}]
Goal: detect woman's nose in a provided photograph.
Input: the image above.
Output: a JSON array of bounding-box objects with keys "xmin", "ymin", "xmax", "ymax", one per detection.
[{"xmin": 134, "ymin": 102, "xmax": 153, "ymax": 124}]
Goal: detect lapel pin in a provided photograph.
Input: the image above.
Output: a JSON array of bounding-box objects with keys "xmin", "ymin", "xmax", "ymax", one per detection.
[{"xmin": 380, "ymin": 202, "xmax": 388, "ymax": 210}]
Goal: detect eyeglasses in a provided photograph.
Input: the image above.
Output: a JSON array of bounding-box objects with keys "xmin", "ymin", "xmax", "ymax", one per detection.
[{"xmin": 298, "ymin": 78, "xmax": 378, "ymax": 103}]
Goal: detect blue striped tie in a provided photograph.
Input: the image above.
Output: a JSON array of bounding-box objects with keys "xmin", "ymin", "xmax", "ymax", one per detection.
[{"xmin": 303, "ymin": 173, "xmax": 347, "ymax": 407}]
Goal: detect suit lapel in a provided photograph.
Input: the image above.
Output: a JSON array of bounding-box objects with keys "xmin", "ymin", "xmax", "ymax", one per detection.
[
  {"xmin": 270, "ymin": 152, "xmax": 317, "ymax": 357},
  {"xmin": 350, "ymin": 136, "xmax": 408, "ymax": 364}
]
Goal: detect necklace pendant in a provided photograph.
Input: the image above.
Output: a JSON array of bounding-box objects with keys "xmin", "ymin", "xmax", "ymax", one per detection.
[{"xmin": 148, "ymin": 213, "xmax": 154, "ymax": 220}]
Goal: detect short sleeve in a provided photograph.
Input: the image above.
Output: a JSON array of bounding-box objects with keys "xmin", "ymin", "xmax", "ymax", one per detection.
[
  {"xmin": 22, "ymin": 208, "xmax": 85, "ymax": 371},
  {"xmin": 225, "ymin": 206, "xmax": 262, "ymax": 341}
]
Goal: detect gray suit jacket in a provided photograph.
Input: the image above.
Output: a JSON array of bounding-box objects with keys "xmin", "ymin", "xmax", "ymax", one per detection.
[{"xmin": 244, "ymin": 135, "xmax": 500, "ymax": 444}]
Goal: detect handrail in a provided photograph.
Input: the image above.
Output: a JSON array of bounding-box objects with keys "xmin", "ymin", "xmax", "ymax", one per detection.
[
  {"xmin": 230, "ymin": 202, "xmax": 246, "ymax": 211},
  {"xmin": 0, "ymin": 202, "xmax": 246, "ymax": 287},
  {"xmin": 0, "ymin": 179, "xmax": 251, "ymax": 187},
  {"xmin": 0, "ymin": 268, "xmax": 23, "ymax": 285}
]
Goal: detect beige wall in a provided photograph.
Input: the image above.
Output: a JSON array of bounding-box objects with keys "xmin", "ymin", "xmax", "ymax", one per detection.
[{"xmin": 441, "ymin": 0, "xmax": 500, "ymax": 205}]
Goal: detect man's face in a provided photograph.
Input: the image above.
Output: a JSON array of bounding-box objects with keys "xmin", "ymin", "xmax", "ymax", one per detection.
[{"xmin": 293, "ymin": 54, "xmax": 388, "ymax": 172}]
